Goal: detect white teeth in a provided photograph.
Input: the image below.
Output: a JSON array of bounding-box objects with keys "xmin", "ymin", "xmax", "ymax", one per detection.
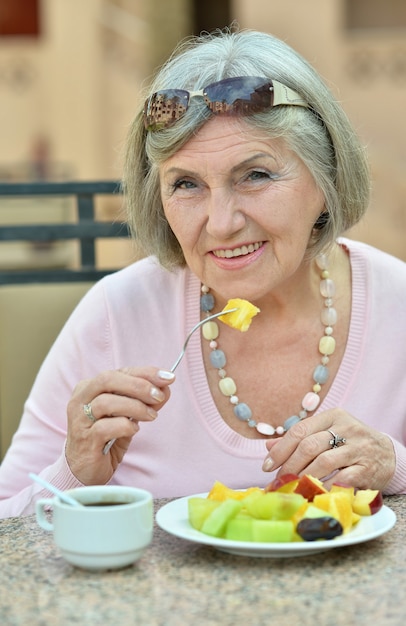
[{"xmin": 213, "ymin": 242, "xmax": 263, "ymax": 258}]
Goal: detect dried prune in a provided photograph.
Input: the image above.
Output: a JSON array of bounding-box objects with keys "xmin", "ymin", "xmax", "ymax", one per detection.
[{"xmin": 296, "ymin": 516, "xmax": 343, "ymax": 541}]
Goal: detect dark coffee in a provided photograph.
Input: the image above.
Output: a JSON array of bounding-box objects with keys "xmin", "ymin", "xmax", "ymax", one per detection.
[{"xmin": 84, "ymin": 501, "xmax": 131, "ymax": 507}]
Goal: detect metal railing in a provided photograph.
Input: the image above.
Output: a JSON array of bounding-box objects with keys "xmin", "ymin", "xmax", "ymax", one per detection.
[{"xmin": 0, "ymin": 181, "xmax": 130, "ymax": 284}]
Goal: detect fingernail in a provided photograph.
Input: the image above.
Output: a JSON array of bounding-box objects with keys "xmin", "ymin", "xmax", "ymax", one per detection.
[
  {"xmin": 150, "ymin": 386, "xmax": 165, "ymax": 401},
  {"xmin": 262, "ymin": 456, "xmax": 275, "ymax": 472},
  {"xmin": 147, "ymin": 408, "xmax": 158, "ymax": 419},
  {"xmin": 158, "ymin": 370, "xmax": 175, "ymax": 381}
]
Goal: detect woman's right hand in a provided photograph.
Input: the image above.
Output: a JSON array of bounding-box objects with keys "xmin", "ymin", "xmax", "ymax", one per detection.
[{"xmin": 65, "ymin": 367, "xmax": 175, "ymax": 485}]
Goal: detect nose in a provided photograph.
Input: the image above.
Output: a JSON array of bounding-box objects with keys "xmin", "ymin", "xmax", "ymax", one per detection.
[{"xmin": 205, "ymin": 188, "xmax": 246, "ymax": 239}]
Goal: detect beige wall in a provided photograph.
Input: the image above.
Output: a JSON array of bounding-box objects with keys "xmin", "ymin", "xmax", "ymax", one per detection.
[
  {"xmin": 0, "ymin": 0, "xmax": 191, "ymax": 181},
  {"xmin": 0, "ymin": 0, "xmax": 191, "ymax": 271},
  {"xmin": 0, "ymin": 0, "xmax": 405, "ymax": 260},
  {"xmin": 233, "ymin": 0, "xmax": 406, "ymax": 259},
  {"xmin": 0, "ymin": 1, "xmax": 107, "ymax": 179}
]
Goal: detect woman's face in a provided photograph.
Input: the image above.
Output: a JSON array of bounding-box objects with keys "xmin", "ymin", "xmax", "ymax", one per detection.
[{"xmin": 159, "ymin": 116, "xmax": 325, "ymax": 305}]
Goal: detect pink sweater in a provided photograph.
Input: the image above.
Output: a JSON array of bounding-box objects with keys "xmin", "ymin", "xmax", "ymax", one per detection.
[{"xmin": 1, "ymin": 238, "xmax": 406, "ymax": 518}]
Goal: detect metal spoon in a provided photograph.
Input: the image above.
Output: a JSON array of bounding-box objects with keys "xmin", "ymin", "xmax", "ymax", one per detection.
[
  {"xmin": 102, "ymin": 307, "xmax": 238, "ymax": 455},
  {"xmin": 29, "ymin": 472, "xmax": 83, "ymax": 507}
]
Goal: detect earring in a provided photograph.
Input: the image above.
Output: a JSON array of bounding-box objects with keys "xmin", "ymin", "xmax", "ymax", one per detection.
[{"xmin": 313, "ymin": 211, "xmax": 329, "ymax": 230}]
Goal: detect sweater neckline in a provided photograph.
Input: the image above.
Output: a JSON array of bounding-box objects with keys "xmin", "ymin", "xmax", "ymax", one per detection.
[{"xmin": 186, "ymin": 239, "xmax": 368, "ymax": 455}]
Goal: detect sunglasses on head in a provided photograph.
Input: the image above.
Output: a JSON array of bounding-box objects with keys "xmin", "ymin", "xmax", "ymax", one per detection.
[{"xmin": 143, "ymin": 76, "xmax": 309, "ymax": 131}]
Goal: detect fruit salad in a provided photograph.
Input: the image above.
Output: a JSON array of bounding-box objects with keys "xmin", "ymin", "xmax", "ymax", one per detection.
[
  {"xmin": 219, "ymin": 298, "xmax": 260, "ymax": 332},
  {"xmin": 187, "ymin": 475, "xmax": 384, "ymax": 543}
]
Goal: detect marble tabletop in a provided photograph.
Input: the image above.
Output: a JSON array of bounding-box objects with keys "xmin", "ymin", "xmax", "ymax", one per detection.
[{"xmin": 0, "ymin": 495, "xmax": 405, "ymax": 626}]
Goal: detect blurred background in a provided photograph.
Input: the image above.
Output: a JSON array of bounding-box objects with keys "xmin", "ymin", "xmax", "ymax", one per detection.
[{"xmin": 0, "ymin": 0, "xmax": 405, "ymax": 261}]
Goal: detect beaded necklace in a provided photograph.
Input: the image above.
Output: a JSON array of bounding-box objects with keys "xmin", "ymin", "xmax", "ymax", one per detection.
[{"xmin": 200, "ymin": 254, "xmax": 336, "ymax": 436}]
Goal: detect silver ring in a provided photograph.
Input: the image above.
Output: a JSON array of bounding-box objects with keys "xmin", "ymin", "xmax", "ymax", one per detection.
[
  {"xmin": 83, "ymin": 403, "xmax": 95, "ymax": 423},
  {"xmin": 328, "ymin": 429, "xmax": 346, "ymax": 448}
]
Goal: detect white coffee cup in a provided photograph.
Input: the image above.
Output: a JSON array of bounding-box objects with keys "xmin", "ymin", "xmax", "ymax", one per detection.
[{"xmin": 36, "ymin": 485, "xmax": 153, "ymax": 571}]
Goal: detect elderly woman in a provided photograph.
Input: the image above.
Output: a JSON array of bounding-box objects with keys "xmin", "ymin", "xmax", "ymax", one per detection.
[{"xmin": 0, "ymin": 29, "xmax": 405, "ymax": 518}]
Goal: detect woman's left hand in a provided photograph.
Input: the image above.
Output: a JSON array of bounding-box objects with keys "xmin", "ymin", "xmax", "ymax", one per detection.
[{"xmin": 262, "ymin": 408, "xmax": 396, "ymax": 491}]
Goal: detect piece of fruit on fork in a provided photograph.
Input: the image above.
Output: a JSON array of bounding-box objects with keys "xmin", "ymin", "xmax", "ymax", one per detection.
[{"xmin": 219, "ymin": 298, "xmax": 260, "ymax": 332}]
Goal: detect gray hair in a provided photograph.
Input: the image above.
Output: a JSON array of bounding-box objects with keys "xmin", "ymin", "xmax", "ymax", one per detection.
[{"xmin": 124, "ymin": 29, "xmax": 370, "ymax": 268}]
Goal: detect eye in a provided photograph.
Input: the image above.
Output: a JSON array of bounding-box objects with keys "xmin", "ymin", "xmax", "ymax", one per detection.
[
  {"xmin": 246, "ymin": 169, "xmax": 276, "ymax": 182},
  {"xmin": 172, "ymin": 178, "xmax": 197, "ymax": 191}
]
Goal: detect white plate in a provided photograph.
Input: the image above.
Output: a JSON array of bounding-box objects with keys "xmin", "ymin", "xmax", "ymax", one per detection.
[{"xmin": 156, "ymin": 493, "xmax": 396, "ymax": 557}]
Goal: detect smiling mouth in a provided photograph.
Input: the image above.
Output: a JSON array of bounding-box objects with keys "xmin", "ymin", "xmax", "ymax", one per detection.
[{"xmin": 212, "ymin": 242, "xmax": 264, "ymax": 258}]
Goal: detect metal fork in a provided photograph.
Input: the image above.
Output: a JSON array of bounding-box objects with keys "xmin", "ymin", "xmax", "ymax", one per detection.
[{"xmin": 102, "ymin": 307, "xmax": 238, "ymax": 455}]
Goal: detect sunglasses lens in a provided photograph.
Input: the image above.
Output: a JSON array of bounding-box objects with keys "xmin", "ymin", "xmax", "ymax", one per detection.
[
  {"xmin": 142, "ymin": 77, "xmax": 298, "ymax": 131},
  {"xmin": 204, "ymin": 77, "xmax": 273, "ymax": 113},
  {"xmin": 144, "ymin": 89, "xmax": 190, "ymax": 130}
]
